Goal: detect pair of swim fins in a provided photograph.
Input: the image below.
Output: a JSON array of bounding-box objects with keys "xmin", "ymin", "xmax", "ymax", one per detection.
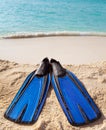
[{"xmin": 4, "ymin": 58, "xmax": 101, "ymax": 126}]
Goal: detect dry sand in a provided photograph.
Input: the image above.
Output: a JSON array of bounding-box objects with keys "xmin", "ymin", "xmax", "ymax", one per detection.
[
  {"xmin": 0, "ymin": 36, "xmax": 106, "ymax": 130},
  {"xmin": 0, "ymin": 60, "xmax": 106, "ymax": 130}
]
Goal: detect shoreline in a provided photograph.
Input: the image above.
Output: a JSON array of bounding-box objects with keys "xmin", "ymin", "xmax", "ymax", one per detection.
[
  {"xmin": 0, "ymin": 36, "xmax": 106, "ymax": 65},
  {"xmin": 0, "ymin": 31, "xmax": 106, "ymax": 39}
]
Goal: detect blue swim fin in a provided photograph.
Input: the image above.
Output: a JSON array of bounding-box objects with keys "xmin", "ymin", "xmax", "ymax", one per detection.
[
  {"xmin": 50, "ymin": 59, "xmax": 101, "ymax": 126},
  {"xmin": 4, "ymin": 58, "xmax": 50, "ymax": 124}
]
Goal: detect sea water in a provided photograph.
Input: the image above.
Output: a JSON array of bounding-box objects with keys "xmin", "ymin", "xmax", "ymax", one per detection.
[{"xmin": 0, "ymin": 0, "xmax": 106, "ymax": 37}]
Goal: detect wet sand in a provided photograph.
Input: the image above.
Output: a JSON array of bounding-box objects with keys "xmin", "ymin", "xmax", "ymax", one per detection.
[{"xmin": 0, "ymin": 36, "xmax": 106, "ymax": 64}]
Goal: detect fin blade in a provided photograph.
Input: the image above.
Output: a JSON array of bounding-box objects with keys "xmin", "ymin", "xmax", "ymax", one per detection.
[
  {"xmin": 5, "ymin": 74, "xmax": 50, "ymax": 124},
  {"xmin": 52, "ymin": 73, "xmax": 101, "ymax": 125},
  {"xmin": 68, "ymin": 71, "xmax": 101, "ymax": 115}
]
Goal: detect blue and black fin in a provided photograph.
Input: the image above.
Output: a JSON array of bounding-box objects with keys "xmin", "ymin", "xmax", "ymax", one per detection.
[
  {"xmin": 50, "ymin": 59, "xmax": 101, "ymax": 126},
  {"xmin": 4, "ymin": 58, "xmax": 50, "ymax": 124}
]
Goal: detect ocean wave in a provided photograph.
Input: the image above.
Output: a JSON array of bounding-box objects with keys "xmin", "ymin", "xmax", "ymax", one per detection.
[{"xmin": 1, "ymin": 31, "xmax": 106, "ymax": 39}]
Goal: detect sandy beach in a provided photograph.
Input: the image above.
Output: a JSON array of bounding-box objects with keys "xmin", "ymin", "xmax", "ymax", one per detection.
[
  {"xmin": 0, "ymin": 36, "xmax": 106, "ymax": 130},
  {"xmin": 0, "ymin": 36, "xmax": 106, "ymax": 64}
]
